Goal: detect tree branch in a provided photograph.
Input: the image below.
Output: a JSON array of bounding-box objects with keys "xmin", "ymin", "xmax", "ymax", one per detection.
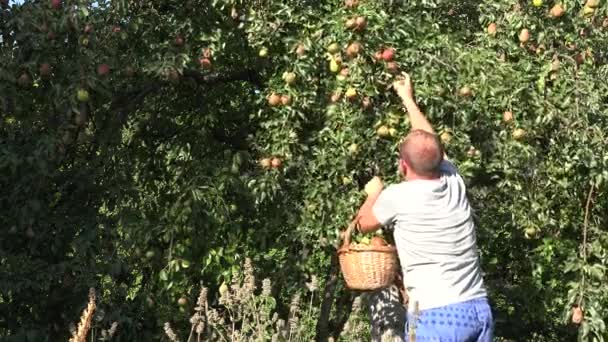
[
  {"xmin": 182, "ymin": 68, "xmax": 262, "ymax": 87},
  {"xmin": 109, "ymin": 68, "xmax": 262, "ymax": 116},
  {"xmin": 109, "ymin": 82, "xmax": 164, "ymax": 114}
]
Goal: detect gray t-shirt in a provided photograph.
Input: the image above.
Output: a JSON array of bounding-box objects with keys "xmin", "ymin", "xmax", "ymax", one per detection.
[{"xmin": 372, "ymin": 160, "xmax": 487, "ymax": 312}]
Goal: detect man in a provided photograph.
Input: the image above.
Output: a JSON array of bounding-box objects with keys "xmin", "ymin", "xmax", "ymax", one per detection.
[{"xmin": 357, "ymin": 73, "xmax": 493, "ymax": 341}]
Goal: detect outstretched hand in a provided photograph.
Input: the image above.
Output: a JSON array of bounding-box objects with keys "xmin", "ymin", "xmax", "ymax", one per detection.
[
  {"xmin": 392, "ymin": 72, "xmax": 415, "ymax": 102},
  {"xmin": 364, "ymin": 176, "xmax": 384, "ymax": 196}
]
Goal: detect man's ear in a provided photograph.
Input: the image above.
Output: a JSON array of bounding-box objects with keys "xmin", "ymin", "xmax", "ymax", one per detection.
[{"xmin": 398, "ymin": 159, "xmax": 407, "ymax": 177}]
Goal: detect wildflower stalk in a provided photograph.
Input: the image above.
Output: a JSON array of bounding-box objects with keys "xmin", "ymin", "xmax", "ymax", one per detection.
[{"xmin": 69, "ymin": 288, "xmax": 97, "ymax": 342}]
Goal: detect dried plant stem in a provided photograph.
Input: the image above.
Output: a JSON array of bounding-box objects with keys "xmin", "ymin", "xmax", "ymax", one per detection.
[
  {"xmin": 251, "ymin": 295, "xmax": 262, "ymax": 339},
  {"xmin": 69, "ymin": 288, "xmax": 97, "ymax": 342},
  {"xmin": 187, "ymin": 325, "xmax": 196, "ymax": 342}
]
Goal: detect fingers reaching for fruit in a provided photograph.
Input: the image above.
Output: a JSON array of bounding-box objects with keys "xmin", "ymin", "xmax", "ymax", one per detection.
[
  {"xmin": 392, "ymin": 72, "xmax": 415, "ymax": 102},
  {"xmin": 364, "ymin": 176, "xmax": 384, "ymax": 196}
]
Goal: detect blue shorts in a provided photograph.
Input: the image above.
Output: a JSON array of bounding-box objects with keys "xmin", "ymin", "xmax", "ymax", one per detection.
[{"xmin": 405, "ymin": 297, "xmax": 494, "ymax": 342}]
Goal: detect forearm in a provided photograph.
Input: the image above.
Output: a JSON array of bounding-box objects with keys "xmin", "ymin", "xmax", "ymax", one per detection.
[
  {"xmin": 403, "ymin": 98, "xmax": 435, "ymax": 134},
  {"xmin": 357, "ymin": 192, "xmax": 381, "ymax": 233}
]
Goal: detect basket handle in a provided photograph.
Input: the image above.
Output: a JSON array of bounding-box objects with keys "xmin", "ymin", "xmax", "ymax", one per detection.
[{"xmin": 340, "ymin": 218, "xmax": 360, "ymax": 250}]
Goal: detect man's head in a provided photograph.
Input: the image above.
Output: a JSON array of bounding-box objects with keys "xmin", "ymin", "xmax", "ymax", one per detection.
[{"xmin": 398, "ymin": 129, "xmax": 444, "ymax": 180}]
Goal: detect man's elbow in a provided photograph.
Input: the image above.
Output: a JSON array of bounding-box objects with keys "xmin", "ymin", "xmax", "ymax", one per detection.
[{"xmin": 358, "ymin": 214, "xmax": 381, "ymax": 234}]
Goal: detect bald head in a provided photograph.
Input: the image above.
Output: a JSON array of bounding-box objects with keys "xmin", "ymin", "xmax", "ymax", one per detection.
[{"xmin": 399, "ymin": 130, "xmax": 444, "ymax": 177}]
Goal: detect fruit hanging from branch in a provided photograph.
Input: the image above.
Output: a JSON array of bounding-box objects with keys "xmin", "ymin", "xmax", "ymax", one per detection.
[
  {"xmin": 199, "ymin": 57, "xmax": 212, "ymax": 69},
  {"xmin": 268, "ymin": 93, "xmax": 281, "ymax": 107},
  {"xmin": 283, "ymin": 72, "xmax": 297, "ymax": 85},
  {"xmin": 459, "ymin": 86, "xmax": 473, "ymax": 97},
  {"xmin": 295, "ymin": 44, "xmax": 306, "ymax": 57},
  {"xmin": 549, "ymin": 4, "xmax": 565, "ymax": 18},
  {"xmin": 376, "ymin": 125, "xmax": 390, "ymax": 138},
  {"xmin": 177, "ymin": 297, "xmax": 188, "ymax": 307},
  {"xmin": 586, "ymin": 0, "xmax": 600, "ymax": 7},
  {"xmin": 382, "ymin": 48, "xmax": 396, "ymax": 61},
  {"xmin": 512, "ymin": 128, "xmax": 526, "ymax": 140},
  {"xmin": 329, "ymin": 58, "xmax": 341, "ymax": 73},
  {"xmin": 487, "ymin": 23, "xmax": 497, "ymax": 36},
  {"xmin": 467, "ymin": 146, "xmax": 480, "ymax": 157},
  {"xmin": 51, "ymin": 0, "xmax": 61, "ymax": 10},
  {"xmin": 572, "ymin": 306, "xmax": 584, "ymax": 324},
  {"xmin": 354, "ymin": 16, "xmax": 367, "ymax": 31},
  {"xmin": 346, "ymin": 41, "xmax": 362, "ymax": 58},
  {"xmin": 345, "ymin": 18, "xmax": 357, "ymax": 30},
  {"xmin": 327, "ymin": 42, "xmax": 340, "ymax": 54},
  {"xmin": 361, "ymin": 97, "xmax": 371, "ymax": 109},
  {"xmin": 280, "ymin": 95, "xmax": 292, "ymax": 106},
  {"xmin": 77, "ymin": 89, "xmax": 90, "ymax": 102},
  {"xmin": 330, "ymin": 91, "xmax": 342, "ymax": 103},
  {"xmin": 374, "ymin": 50, "xmax": 384, "ymax": 61},
  {"xmin": 202, "ymin": 47, "xmax": 212, "ymax": 58},
  {"xmin": 582, "ymin": 5, "xmax": 595, "ymax": 16},
  {"xmin": 524, "ymin": 226, "xmax": 539, "ymax": 239},
  {"xmin": 345, "ymin": 87, "xmax": 357, "ymax": 100},
  {"xmin": 17, "ymin": 73, "xmax": 31, "ymax": 88},
  {"xmin": 271, "ymin": 157, "xmax": 282, "ymax": 169},
  {"xmin": 519, "ymin": 28, "xmax": 530, "ymax": 43},
  {"xmin": 440, "ymin": 130, "xmax": 453, "ymax": 144},
  {"xmin": 259, "ymin": 158, "xmax": 271, "ymax": 169},
  {"xmin": 97, "ymin": 63, "xmax": 110, "ymax": 76},
  {"xmin": 39, "ymin": 63, "xmax": 52, "ymax": 78},
  {"xmin": 174, "ymin": 35, "xmax": 185, "ymax": 47},
  {"xmin": 344, "ymin": 0, "xmax": 359, "ymax": 9}
]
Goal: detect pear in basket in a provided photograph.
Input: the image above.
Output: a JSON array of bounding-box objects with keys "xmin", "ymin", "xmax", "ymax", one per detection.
[{"xmin": 370, "ymin": 236, "xmax": 388, "ymax": 247}]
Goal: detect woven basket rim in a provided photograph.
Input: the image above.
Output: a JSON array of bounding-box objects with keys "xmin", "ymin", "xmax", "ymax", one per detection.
[{"xmin": 337, "ymin": 244, "xmax": 397, "ymax": 254}]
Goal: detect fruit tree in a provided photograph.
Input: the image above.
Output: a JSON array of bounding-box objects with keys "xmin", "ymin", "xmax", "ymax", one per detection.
[{"xmin": 1, "ymin": 0, "xmax": 607, "ymax": 341}]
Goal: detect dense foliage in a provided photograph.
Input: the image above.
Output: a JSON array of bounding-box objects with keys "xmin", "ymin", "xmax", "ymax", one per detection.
[{"xmin": 1, "ymin": 0, "xmax": 607, "ymax": 341}]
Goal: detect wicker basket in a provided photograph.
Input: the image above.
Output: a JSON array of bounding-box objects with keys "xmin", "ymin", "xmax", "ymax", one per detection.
[{"xmin": 338, "ymin": 220, "xmax": 399, "ymax": 291}]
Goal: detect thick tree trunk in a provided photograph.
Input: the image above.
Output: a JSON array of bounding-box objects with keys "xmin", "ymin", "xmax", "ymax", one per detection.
[{"xmin": 365, "ymin": 284, "xmax": 407, "ymax": 342}]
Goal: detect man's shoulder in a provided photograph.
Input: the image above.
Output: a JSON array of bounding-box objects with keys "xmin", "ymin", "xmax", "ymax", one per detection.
[
  {"xmin": 384, "ymin": 181, "xmax": 410, "ymax": 192},
  {"xmin": 439, "ymin": 159, "xmax": 459, "ymax": 176},
  {"xmin": 382, "ymin": 181, "xmax": 417, "ymax": 198}
]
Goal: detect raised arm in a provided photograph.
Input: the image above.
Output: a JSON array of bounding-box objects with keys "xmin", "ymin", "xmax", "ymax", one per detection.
[{"xmin": 393, "ymin": 73, "xmax": 447, "ymax": 159}]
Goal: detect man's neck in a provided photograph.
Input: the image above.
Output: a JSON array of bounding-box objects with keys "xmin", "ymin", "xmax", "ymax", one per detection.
[{"xmin": 406, "ymin": 172, "xmax": 440, "ymax": 181}]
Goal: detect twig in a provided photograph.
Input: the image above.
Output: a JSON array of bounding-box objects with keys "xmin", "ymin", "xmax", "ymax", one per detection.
[
  {"xmin": 107, "ymin": 68, "xmax": 262, "ymax": 126},
  {"xmin": 579, "ymin": 184, "xmax": 595, "ymax": 306},
  {"xmin": 583, "ymin": 185, "xmax": 594, "ymax": 262},
  {"xmin": 182, "ymin": 68, "xmax": 262, "ymax": 87}
]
